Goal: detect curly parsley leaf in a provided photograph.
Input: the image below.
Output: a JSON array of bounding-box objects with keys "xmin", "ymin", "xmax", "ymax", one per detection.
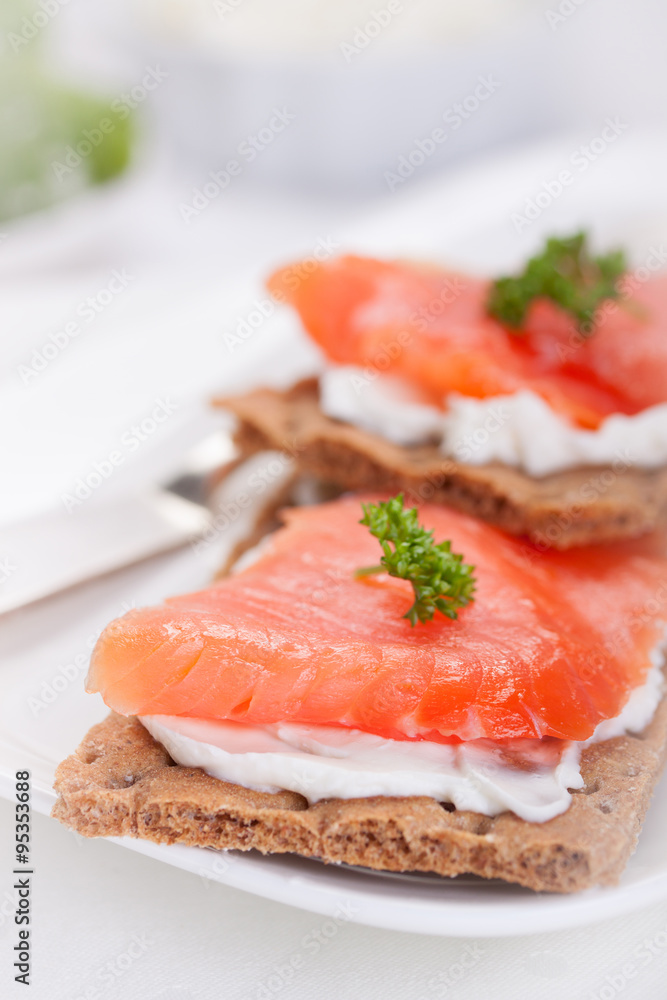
[
  {"xmin": 356, "ymin": 494, "xmax": 476, "ymax": 627},
  {"xmin": 486, "ymin": 232, "xmax": 627, "ymax": 334}
]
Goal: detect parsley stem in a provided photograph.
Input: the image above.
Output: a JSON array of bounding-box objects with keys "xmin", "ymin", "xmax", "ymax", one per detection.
[{"xmin": 354, "ymin": 565, "xmax": 384, "ymax": 577}]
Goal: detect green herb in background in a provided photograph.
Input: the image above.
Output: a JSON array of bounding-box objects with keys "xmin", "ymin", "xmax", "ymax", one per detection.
[
  {"xmin": 356, "ymin": 494, "xmax": 476, "ymax": 627},
  {"xmin": 0, "ymin": 65, "xmax": 133, "ymax": 222},
  {"xmin": 486, "ymin": 232, "xmax": 627, "ymax": 334},
  {"xmin": 0, "ymin": 0, "xmax": 134, "ymax": 224}
]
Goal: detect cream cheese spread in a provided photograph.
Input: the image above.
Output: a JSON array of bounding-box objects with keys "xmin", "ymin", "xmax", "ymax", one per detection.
[
  {"xmin": 318, "ymin": 367, "xmax": 667, "ymax": 476},
  {"xmin": 319, "ymin": 366, "xmax": 443, "ymax": 447},
  {"xmin": 441, "ymin": 391, "xmax": 667, "ymax": 477}
]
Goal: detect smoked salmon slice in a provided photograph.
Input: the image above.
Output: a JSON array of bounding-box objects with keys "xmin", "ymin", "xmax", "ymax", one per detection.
[
  {"xmin": 267, "ymin": 255, "xmax": 667, "ymax": 428},
  {"xmin": 88, "ymin": 496, "xmax": 667, "ymax": 742}
]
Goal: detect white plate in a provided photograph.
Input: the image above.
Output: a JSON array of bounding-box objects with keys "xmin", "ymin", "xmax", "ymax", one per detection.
[{"xmin": 3, "ymin": 132, "xmax": 667, "ymax": 937}]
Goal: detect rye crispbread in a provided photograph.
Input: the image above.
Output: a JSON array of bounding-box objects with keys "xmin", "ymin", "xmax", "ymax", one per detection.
[
  {"xmin": 214, "ymin": 379, "xmax": 667, "ymax": 550},
  {"xmin": 52, "ymin": 694, "xmax": 667, "ymax": 893}
]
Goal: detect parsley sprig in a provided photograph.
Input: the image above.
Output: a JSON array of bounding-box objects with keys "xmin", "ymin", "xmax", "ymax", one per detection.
[
  {"xmin": 486, "ymin": 232, "xmax": 626, "ymax": 334},
  {"xmin": 356, "ymin": 494, "xmax": 476, "ymax": 627}
]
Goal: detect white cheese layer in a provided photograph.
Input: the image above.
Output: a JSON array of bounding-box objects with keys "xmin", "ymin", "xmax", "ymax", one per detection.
[
  {"xmin": 318, "ymin": 367, "xmax": 667, "ymax": 476},
  {"xmin": 319, "ymin": 366, "xmax": 444, "ymax": 447},
  {"xmin": 140, "ymin": 646, "xmax": 664, "ymax": 824},
  {"xmin": 441, "ymin": 391, "xmax": 667, "ymax": 477}
]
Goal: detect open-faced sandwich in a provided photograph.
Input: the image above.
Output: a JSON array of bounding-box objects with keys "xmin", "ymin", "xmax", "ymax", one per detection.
[
  {"xmin": 218, "ymin": 234, "xmax": 667, "ymax": 549},
  {"xmin": 53, "ymin": 491, "xmax": 667, "ymax": 893}
]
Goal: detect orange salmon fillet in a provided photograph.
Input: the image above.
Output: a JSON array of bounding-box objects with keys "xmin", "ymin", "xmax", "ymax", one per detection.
[
  {"xmin": 88, "ymin": 496, "xmax": 667, "ymax": 742},
  {"xmin": 267, "ymin": 255, "xmax": 667, "ymax": 428}
]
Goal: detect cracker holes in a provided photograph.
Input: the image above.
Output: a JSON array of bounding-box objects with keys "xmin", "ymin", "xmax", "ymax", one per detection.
[
  {"xmin": 572, "ymin": 781, "xmax": 600, "ymax": 796},
  {"xmin": 472, "ymin": 816, "xmax": 493, "ymax": 835}
]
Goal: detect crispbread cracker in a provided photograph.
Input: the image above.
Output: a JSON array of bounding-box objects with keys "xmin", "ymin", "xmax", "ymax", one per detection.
[
  {"xmin": 214, "ymin": 379, "xmax": 667, "ymax": 550},
  {"xmin": 52, "ymin": 693, "xmax": 667, "ymax": 893}
]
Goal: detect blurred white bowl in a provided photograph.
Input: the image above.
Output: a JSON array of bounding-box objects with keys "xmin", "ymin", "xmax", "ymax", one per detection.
[{"xmin": 116, "ymin": 0, "xmax": 556, "ymax": 195}]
